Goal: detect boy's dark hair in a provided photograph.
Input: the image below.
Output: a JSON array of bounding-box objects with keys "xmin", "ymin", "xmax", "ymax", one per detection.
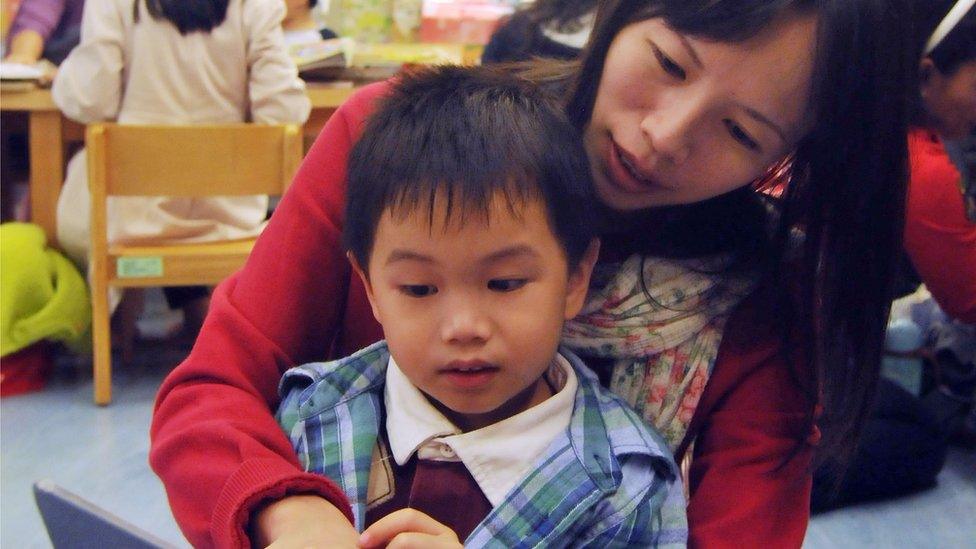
[
  {"xmin": 343, "ymin": 65, "xmax": 596, "ymax": 271},
  {"xmin": 136, "ymin": 0, "xmax": 230, "ymax": 35}
]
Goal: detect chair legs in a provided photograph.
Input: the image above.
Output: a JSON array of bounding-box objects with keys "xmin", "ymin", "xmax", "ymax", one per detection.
[
  {"xmin": 114, "ymin": 289, "xmax": 144, "ymax": 365},
  {"xmin": 91, "ymin": 275, "xmax": 112, "ymax": 405}
]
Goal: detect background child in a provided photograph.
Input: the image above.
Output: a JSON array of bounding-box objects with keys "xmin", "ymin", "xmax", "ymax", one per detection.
[
  {"xmin": 51, "ymin": 0, "xmax": 309, "ymax": 334},
  {"xmin": 274, "ymin": 66, "xmax": 687, "ymax": 548},
  {"xmin": 811, "ymin": 0, "xmax": 976, "ymax": 511},
  {"xmin": 3, "ymin": 0, "xmax": 82, "ymax": 65},
  {"xmin": 482, "ymin": 0, "xmax": 596, "ymax": 64}
]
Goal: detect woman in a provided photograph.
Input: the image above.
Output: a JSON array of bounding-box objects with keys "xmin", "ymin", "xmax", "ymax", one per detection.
[
  {"xmin": 52, "ymin": 0, "xmax": 309, "ymax": 326},
  {"xmin": 150, "ymin": 0, "xmax": 915, "ymax": 547}
]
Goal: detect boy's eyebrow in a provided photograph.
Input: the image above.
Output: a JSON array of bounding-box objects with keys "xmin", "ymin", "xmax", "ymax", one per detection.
[
  {"xmin": 384, "ymin": 245, "xmax": 541, "ymax": 266},
  {"xmin": 481, "ymin": 245, "xmax": 541, "ymax": 264},
  {"xmin": 385, "ymin": 250, "xmax": 436, "ymax": 265}
]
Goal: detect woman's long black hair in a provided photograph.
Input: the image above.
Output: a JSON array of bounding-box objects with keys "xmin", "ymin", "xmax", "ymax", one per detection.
[
  {"xmin": 136, "ymin": 0, "xmax": 230, "ymax": 34},
  {"xmin": 530, "ymin": 0, "xmax": 916, "ymax": 469}
]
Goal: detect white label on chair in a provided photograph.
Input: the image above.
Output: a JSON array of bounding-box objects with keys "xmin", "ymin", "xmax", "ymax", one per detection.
[{"xmin": 117, "ymin": 257, "xmax": 163, "ymax": 278}]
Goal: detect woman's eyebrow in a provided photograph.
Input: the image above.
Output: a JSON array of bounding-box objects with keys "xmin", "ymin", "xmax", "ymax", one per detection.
[
  {"xmin": 676, "ymin": 34, "xmax": 704, "ymax": 69},
  {"xmin": 742, "ymin": 106, "xmax": 788, "ymax": 143},
  {"xmin": 678, "ymin": 30, "xmax": 789, "ymax": 143}
]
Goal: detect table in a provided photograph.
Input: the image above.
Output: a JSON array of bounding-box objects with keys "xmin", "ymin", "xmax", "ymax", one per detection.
[{"xmin": 0, "ymin": 84, "xmax": 360, "ymax": 246}]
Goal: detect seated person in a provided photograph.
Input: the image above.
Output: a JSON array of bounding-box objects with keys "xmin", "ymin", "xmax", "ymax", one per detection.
[
  {"xmin": 282, "ymin": 0, "xmax": 336, "ymax": 46},
  {"xmin": 3, "ymin": 0, "xmax": 83, "ymax": 65},
  {"xmin": 482, "ymin": 0, "xmax": 595, "ymax": 64},
  {"xmin": 903, "ymin": 0, "xmax": 975, "ymax": 324},
  {"xmin": 51, "ymin": 0, "xmax": 309, "ymax": 334},
  {"xmin": 275, "ymin": 66, "xmax": 687, "ymax": 547},
  {"xmin": 812, "ymin": 0, "xmax": 975, "ymax": 512}
]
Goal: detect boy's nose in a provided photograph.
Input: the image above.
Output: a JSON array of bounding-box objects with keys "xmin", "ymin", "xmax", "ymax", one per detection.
[{"xmin": 440, "ymin": 304, "xmax": 491, "ymax": 345}]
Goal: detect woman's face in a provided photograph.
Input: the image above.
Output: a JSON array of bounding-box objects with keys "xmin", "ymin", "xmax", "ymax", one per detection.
[
  {"xmin": 922, "ymin": 58, "xmax": 976, "ymax": 141},
  {"xmin": 584, "ymin": 15, "xmax": 818, "ymax": 211}
]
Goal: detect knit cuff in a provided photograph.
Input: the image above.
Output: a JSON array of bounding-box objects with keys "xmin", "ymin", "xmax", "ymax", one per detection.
[{"xmin": 212, "ymin": 458, "xmax": 353, "ymax": 549}]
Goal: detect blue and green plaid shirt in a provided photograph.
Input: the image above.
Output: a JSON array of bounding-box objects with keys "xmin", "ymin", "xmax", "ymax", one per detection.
[{"xmin": 277, "ymin": 341, "xmax": 688, "ymax": 548}]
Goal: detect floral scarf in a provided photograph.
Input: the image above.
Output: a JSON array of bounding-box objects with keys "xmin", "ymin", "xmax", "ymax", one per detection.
[{"xmin": 562, "ymin": 254, "xmax": 757, "ymax": 450}]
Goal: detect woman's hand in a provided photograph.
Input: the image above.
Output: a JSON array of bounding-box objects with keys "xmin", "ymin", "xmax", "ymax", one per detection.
[
  {"xmin": 358, "ymin": 508, "xmax": 463, "ymax": 549},
  {"xmin": 252, "ymin": 494, "xmax": 359, "ymax": 548}
]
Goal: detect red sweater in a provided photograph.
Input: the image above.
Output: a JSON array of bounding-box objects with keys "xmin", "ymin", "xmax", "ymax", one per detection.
[
  {"xmin": 149, "ymin": 82, "xmax": 817, "ymax": 548},
  {"xmin": 904, "ymin": 129, "xmax": 976, "ymax": 323}
]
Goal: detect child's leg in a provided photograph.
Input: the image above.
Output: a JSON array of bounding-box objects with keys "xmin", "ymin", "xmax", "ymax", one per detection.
[{"xmin": 163, "ymin": 286, "xmax": 211, "ymax": 337}]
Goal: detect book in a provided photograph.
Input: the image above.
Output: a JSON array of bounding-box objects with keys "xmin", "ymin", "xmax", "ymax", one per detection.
[
  {"xmin": 289, "ymin": 37, "xmax": 351, "ymax": 80},
  {"xmin": 291, "ymin": 40, "xmax": 475, "ymax": 83},
  {"xmin": 0, "ymin": 61, "xmax": 44, "ymax": 92}
]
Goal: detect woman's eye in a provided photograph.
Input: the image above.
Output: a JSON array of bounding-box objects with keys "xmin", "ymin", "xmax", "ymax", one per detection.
[
  {"xmin": 651, "ymin": 44, "xmax": 686, "ymax": 80},
  {"xmin": 400, "ymin": 285, "xmax": 437, "ymax": 297},
  {"xmin": 723, "ymin": 119, "xmax": 761, "ymax": 151},
  {"xmin": 487, "ymin": 279, "xmax": 527, "ymax": 292}
]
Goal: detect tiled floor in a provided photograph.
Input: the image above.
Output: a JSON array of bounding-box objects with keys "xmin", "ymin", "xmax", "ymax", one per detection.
[
  {"xmin": 2, "ymin": 321, "xmax": 975, "ymax": 547},
  {"xmin": 1, "ymin": 346, "xmax": 189, "ymax": 547}
]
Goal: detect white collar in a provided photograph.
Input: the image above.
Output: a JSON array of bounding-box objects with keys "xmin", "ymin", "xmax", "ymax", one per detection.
[{"xmin": 384, "ymin": 354, "xmax": 577, "ymax": 506}]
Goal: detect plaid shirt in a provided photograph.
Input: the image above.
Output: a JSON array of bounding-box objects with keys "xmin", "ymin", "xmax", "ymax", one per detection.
[{"xmin": 277, "ymin": 341, "xmax": 688, "ymax": 548}]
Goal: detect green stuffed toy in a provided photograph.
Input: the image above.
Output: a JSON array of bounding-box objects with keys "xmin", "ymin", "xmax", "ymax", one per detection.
[{"xmin": 1, "ymin": 222, "xmax": 91, "ymax": 357}]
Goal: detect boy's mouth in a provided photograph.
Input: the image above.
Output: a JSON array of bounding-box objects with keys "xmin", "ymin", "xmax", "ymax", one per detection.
[{"xmin": 439, "ymin": 360, "xmax": 500, "ymax": 388}]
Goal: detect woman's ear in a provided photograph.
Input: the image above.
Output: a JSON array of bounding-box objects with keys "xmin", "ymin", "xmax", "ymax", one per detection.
[
  {"xmin": 347, "ymin": 251, "xmax": 382, "ymax": 322},
  {"xmin": 564, "ymin": 238, "xmax": 601, "ymax": 320}
]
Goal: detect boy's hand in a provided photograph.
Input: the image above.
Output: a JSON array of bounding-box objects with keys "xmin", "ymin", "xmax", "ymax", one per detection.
[
  {"xmin": 253, "ymin": 494, "xmax": 359, "ymax": 548},
  {"xmin": 358, "ymin": 508, "xmax": 463, "ymax": 548}
]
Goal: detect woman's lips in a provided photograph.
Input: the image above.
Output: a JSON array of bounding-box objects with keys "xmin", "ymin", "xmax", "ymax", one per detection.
[{"xmin": 605, "ymin": 139, "xmax": 666, "ymax": 194}]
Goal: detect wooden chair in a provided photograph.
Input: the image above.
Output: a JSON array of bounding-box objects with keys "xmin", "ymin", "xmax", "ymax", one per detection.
[{"xmin": 86, "ymin": 123, "xmax": 303, "ymax": 405}]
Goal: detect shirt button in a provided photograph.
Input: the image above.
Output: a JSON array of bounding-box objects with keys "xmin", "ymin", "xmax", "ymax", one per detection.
[{"xmin": 439, "ymin": 445, "xmax": 456, "ymax": 458}]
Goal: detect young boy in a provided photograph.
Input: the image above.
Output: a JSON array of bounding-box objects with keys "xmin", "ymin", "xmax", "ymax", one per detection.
[{"xmin": 275, "ymin": 66, "xmax": 687, "ymax": 548}]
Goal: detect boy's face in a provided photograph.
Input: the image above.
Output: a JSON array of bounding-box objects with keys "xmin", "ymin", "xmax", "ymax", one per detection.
[{"xmin": 351, "ymin": 192, "xmax": 597, "ymax": 432}]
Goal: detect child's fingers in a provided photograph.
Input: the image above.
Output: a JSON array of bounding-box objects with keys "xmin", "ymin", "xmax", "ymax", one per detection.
[
  {"xmin": 384, "ymin": 531, "xmax": 463, "ymax": 549},
  {"xmin": 358, "ymin": 509, "xmax": 460, "ymax": 548}
]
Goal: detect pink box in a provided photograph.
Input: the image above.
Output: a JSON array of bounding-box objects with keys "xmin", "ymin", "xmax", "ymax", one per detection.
[{"xmin": 418, "ymin": 0, "xmax": 513, "ymax": 45}]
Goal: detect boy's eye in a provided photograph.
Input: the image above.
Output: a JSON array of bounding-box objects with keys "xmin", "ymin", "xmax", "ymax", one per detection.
[
  {"xmin": 651, "ymin": 43, "xmax": 686, "ymax": 80},
  {"xmin": 400, "ymin": 285, "xmax": 437, "ymax": 297},
  {"xmin": 723, "ymin": 119, "xmax": 761, "ymax": 151},
  {"xmin": 487, "ymin": 279, "xmax": 527, "ymax": 292}
]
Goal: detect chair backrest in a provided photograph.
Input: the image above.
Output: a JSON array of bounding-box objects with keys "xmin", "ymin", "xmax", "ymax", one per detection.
[
  {"xmin": 85, "ymin": 123, "xmax": 303, "ymax": 198},
  {"xmin": 33, "ymin": 479, "xmax": 176, "ymax": 548}
]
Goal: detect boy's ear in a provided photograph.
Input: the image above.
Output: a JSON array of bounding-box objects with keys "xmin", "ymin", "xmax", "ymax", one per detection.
[
  {"xmin": 564, "ymin": 238, "xmax": 600, "ymax": 320},
  {"xmin": 347, "ymin": 251, "xmax": 382, "ymax": 322}
]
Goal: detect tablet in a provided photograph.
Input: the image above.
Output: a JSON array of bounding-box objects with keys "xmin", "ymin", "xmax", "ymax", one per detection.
[{"xmin": 32, "ymin": 479, "xmax": 175, "ymax": 548}]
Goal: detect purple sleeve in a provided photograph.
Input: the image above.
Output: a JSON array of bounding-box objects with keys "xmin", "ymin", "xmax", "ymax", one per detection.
[{"xmin": 7, "ymin": 0, "xmax": 81, "ymax": 42}]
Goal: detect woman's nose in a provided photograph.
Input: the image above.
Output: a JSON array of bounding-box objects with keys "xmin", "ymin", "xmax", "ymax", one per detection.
[{"xmin": 639, "ymin": 93, "xmax": 702, "ymax": 166}]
